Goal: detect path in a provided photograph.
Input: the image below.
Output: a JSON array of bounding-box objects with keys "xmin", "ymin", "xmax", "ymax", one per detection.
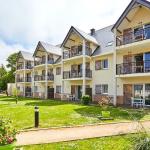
[{"xmin": 16, "ymin": 121, "xmax": 150, "ymax": 146}]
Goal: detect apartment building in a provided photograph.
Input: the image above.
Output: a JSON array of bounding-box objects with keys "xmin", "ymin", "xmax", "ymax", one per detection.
[{"xmin": 15, "ymin": 0, "xmax": 150, "ymax": 107}]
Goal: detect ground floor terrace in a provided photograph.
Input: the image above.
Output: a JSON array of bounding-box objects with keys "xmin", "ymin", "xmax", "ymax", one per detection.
[{"xmin": 116, "ymin": 76, "xmax": 150, "ymax": 107}]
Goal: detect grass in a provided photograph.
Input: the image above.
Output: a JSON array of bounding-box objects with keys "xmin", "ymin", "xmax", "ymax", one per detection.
[
  {"xmin": 0, "ymin": 95, "xmax": 150, "ymax": 130},
  {"xmin": 22, "ymin": 134, "xmax": 137, "ymax": 150}
]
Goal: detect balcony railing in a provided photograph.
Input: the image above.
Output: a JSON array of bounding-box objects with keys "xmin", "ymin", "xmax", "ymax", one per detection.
[
  {"xmin": 34, "ymin": 75, "xmax": 54, "ymax": 81},
  {"xmin": 63, "ymin": 47, "xmax": 92, "ymax": 59},
  {"xmin": 116, "ymin": 61, "xmax": 150, "ymax": 75},
  {"xmin": 63, "ymin": 70, "xmax": 92, "ymax": 79},
  {"xmin": 34, "ymin": 59, "xmax": 54, "ymax": 66},
  {"xmin": 26, "ymin": 65, "xmax": 33, "ymax": 69},
  {"xmin": 16, "ymin": 78, "xmax": 24, "ymax": 82},
  {"xmin": 17, "ymin": 66, "xmax": 24, "ymax": 70},
  {"xmin": 116, "ymin": 26, "xmax": 150, "ymax": 46},
  {"xmin": 25, "ymin": 77, "xmax": 32, "ymax": 82}
]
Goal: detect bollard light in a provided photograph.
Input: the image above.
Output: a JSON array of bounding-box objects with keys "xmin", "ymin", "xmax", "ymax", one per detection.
[{"xmin": 34, "ymin": 106, "xmax": 39, "ymax": 128}]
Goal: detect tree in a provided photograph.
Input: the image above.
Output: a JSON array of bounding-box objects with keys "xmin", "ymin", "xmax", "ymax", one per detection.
[
  {"xmin": 0, "ymin": 64, "xmax": 7, "ymax": 78},
  {"xmin": 12, "ymin": 87, "xmax": 20, "ymax": 104},
  {"xmin": 6, "ymin": 53, "xmax": 18, "ymax": 72}
]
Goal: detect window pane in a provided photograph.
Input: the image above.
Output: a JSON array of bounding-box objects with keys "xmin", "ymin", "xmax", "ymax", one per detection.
[
  {"xmin": 95, "ymin": 85, "xmax": 101, "ymax": 94},
  {"xmin": 102, "ymin": 84, "xmax": 108, "ymax": 94},
  {"xmin": 103, "ymin": 59, "xmax": 108, "ymax": 69},
  {"xmin": 95, "ymin": 61, "xmax": 101, "ymax": 70},
  {"xmin": 134, "ymin": 84, "xmax": 143, "ymax": 98}
]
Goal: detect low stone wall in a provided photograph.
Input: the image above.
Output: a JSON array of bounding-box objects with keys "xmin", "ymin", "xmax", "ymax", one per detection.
[{"xmin": 54, "ymin": 93, "xmax": 61, "ymax": 99}]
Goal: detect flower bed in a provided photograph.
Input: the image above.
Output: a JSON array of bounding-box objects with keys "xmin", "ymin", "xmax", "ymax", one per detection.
[{"xmin": 0, "ymin": 117, "xmax": 17, "ymax": 149}]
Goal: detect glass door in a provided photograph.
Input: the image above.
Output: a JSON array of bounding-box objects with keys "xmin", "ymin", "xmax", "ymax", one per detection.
[
  {"xmin": 134, "ymin": 84, "xmax": 143, "ymax": 99},
  {"xmin": 144, "ymin": 52, "xmax": 150, "ymax": 72},
  {"xmin": 144, "ymin": 24, "xmax": 150, "ymax": 39},
  {"xmin": 145, "ymin": 84, "xmax": 150, "ymax": 106}
]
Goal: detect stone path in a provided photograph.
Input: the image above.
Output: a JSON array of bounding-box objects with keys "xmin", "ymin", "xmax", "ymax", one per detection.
[{"xmin": 16, "ymin": 121, "xmax": 150, "ymax": 146}]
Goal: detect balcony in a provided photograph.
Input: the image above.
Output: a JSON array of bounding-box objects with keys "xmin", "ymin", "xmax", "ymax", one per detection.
[
  {"xmin": 25, "ymin": 77, "xmax": 32, "ymax": 82},
  {"xmin": 34, "ymin": 59, "xmax": 54, "ymax": 66},
  {"xmin": 16, "ymin": 78, "xmax": 24, "ymax": 82},
  {"xmin": 116, "ymin": 61, "xmax": 150, "ymax": 75},
  {"xmin": 17, "ymin": 65, "xmax": 24, "ymax": 70},
  {"xmin": 34, "ymin": 75, "xmax": 54, "ymax": 81},
  {"xmin": 63, "ymin": 69, "xmax": 92, "ymax": 79},
  {"xmin": 63, "ymin": 46, "xmax": 92, "ymax": 59},
  {"xmin": 26, "ymin": 65, "xmax": 33, "ymax": 69},
  {"xmin": 116, "ymin": 26, "xmax": 150, "ymax": 46}
]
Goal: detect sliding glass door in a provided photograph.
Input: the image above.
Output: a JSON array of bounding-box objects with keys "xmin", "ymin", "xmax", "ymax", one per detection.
[
  {"xmin": 144, "ymin": 52, "xmax": 150, "ymax": 72},
  {"xmin": 145, "ymin": 84, "xmax": 150, "ymax": 106}
]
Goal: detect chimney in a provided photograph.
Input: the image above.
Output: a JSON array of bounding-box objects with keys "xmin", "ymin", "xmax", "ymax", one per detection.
[{"xmin": 90, "ymin": 28, "xmax": 95, "ymax": 36}]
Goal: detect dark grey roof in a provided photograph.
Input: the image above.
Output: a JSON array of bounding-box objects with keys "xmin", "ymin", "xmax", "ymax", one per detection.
[
  {"xmin": 92, "ymin": 25, "xmax": 114, "ymax": 56},
  {"xmin": 112, "ymin": 0, "xmax": 150, "ymax": 31}
]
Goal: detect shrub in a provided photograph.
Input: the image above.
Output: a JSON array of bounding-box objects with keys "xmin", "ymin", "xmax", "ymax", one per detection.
[
  {"xmin": 0, "ymin": 118, "xmax": 17, "ymax": 146},
  {"xmin": 101, "ymin": 111, "xmax": 110, "ymax": 118},
  {"xmin": 134, "ymin": 137, "xmax": 150, "ymax": 150},
  {"xmin": 81, "ymin": 95, "xmax": 91, "ymax": 105}
]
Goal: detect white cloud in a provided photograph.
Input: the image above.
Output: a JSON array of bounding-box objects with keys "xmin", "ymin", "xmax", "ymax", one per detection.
[
  {"xmin": 0, "ymin": 39, "xmax": 33, "ymax": 66},
  {"xmin": 0, "ymin": 0, "xmax": 132, "ymax": 66}
]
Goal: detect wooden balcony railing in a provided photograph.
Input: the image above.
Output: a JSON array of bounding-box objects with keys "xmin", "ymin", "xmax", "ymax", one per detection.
[
  {"xmin": 34, "ymin": 59, "xmax": 54, "ymax": 66},
  {"xmin": 25, "ymin": 77, "xmax": 32, "ymax": 82},
  {"xmin": 34, "ymin": 75, "xmax": 54, "ymax": 81},
  {"xmin": 63, "ymin": 69, "xmax": 92, "ymax": 79},
  {"xmin": 63, "ymin": 47, "xmax": 92, "ymax": 59},
  {"xmin": 16, "ymin": 78, "xmax": 24, "ymax": 82},
  {"xmin": 116, "ymin": 26, "xmax": 150, "ymax": 46},
  {"xmin": 116, "ymin": 61, "xmax": 150, "ymax": 75}
]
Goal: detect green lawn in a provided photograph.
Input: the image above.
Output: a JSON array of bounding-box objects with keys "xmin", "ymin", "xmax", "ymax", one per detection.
[
  {"xmin": 23, "ymin": 134, "xmax": 137, "ymax": 150},
  {"xmin": 0, "ymin": 95, "xmax": 150, "ymax": 130}
]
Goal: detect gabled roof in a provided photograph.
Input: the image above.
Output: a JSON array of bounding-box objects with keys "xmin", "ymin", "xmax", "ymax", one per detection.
[
  {"xmin": 61, "ymin": 26, "xmax": 99, "ymax": 47},
  {"xmin": 112, "ymin": 0, "xmax": 150, "ymax": 31},
  {"xmin": 18, "ymin": 51, "xmax": 34, "ymax": 61},
  {"xmin": 33, "ymin": 41, "xmax": 61, "ymax": 56}
]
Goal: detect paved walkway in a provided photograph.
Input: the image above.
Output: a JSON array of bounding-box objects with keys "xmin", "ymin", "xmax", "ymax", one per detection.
[{"xmin": 16, "ymin": 121, "xmax": 150, "ymax": 146}]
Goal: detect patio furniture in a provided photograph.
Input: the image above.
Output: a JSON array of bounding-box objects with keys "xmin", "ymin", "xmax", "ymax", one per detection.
[{"xmin": 131, "ymin": 97, "xmax": 144, "ymax": 108}]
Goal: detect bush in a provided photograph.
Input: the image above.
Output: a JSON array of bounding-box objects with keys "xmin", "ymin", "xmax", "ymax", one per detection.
[
  {"xmin": 0, "ymin": 118, "xmax": 17, "ymax": 146},
  {"xmin": 134, "ymin": 137, "xmax": 150, "ymax": 150},
  {"xmin": 81, "ymin": 95, "xmax": 91, "ymax": 105}
]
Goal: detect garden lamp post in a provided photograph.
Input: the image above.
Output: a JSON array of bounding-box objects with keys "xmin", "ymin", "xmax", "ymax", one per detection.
[{"xmin": 34, "ymin": 106, "xmax": 39, "ymax": 128}]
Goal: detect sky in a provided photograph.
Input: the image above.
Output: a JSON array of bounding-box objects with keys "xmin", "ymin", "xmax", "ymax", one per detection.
[{"xmin": 0, "ymin": 0, "xmax": 133, "ymax": 66}]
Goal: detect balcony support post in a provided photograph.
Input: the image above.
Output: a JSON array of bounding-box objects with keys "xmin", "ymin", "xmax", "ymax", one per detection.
[
  {"xmin": 82, "ymin": 39, "xmax": 86, "ymax": 96},
  {"xmin": 61, "ymin": 48, "xmax": 64, "ymax": 100},
  {"xmin": 113, "ymin": 29, "xmax": 117, "ymax": 106},
  {"xmin": 45, "ymin": 52, "xmax": 48, "ymax": 99},
  {"xmin": 23, "ymin": 60, "xmax": 26, "ymax": 97},
  {"xmin": 32, "ymin": 56, "xmax": 35, "ymax": 98}
]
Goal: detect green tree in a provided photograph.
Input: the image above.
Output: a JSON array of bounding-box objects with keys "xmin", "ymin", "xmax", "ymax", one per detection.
[
  {"xmin": 0, "ymin": 64, "xmax": 7, "ymax": 78},
  {"xmin": 6, "ymin": 52, "xmax": 18, "ymax": 72}
]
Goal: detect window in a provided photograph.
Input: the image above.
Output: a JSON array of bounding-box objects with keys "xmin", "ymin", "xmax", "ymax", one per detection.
[
  {"xmin": 56, "ymin": 67, "xmax": 61, "ymax": 75},
  {"xmin": 34, "ymin": 86, "xmax": 38, "ymax": 92},
  {"xmin": 95, "ymin": 84, "xmax": 108, "ymax": 95},
  {"xmin": 95, "ymin": 60, "xmax": 101, "ymax": 70},
  {"xmin": 95, "ymin": 59, "xmax": 108, "ymax": 70},
  {"xmin": 56, "ymin": 86, "xmax": 61, "ymax": 93}
]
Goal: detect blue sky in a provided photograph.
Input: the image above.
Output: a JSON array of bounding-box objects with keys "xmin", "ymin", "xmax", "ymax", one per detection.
[{"xmin": 0, "ymin": 0, "xmax": 132, "ymax": 66}]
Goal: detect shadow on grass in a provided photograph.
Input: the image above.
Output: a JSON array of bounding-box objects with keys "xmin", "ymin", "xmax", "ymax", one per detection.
[
  {"xmin": 74, "ymin": 105, "xmax": 149, "ymax": 121},
  {"xmin": 25, "ymin": 99, "xmax": 70, "ymax": 106}
]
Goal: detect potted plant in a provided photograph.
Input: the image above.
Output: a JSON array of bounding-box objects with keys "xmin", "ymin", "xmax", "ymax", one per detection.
[{"xmin": 0, "ymin": 118, "xmax": 17, "ymax": 150}]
